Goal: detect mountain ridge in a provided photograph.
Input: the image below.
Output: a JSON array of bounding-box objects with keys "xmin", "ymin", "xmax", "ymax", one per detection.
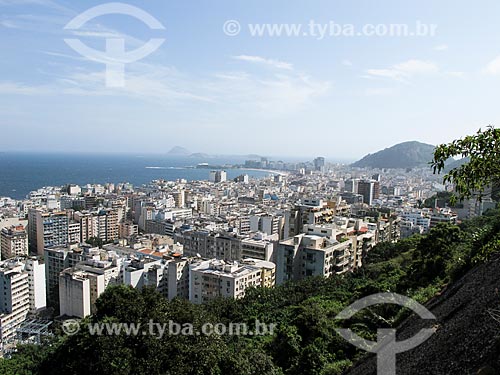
[{"xmin": 352, "ymin": 141, "xmax": 435, "ymax": 169}]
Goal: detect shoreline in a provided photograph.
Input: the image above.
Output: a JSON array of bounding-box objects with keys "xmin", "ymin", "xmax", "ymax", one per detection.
[{"xmin": 236, "ymin": 168, "xmax": 289, "ymax": 176}]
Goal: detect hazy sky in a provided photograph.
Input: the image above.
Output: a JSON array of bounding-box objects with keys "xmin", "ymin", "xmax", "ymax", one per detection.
[{"xmin": 1, "ymin": 0, "xmax": 499, "ymax": 158}]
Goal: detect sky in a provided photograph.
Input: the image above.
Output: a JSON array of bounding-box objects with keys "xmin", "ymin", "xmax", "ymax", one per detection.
[{"xmin": 1, "ymin": 0, "xmax": 500, "ymax": 159}]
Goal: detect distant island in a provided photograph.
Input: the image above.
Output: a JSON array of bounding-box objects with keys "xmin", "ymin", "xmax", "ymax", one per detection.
[
  {"xmin": 166, "ymin": 146, "xmax": 191, "ymax": 156},
  {"xmin": 166, "ymin": 146, "xmax": 266, "ymax": 160}
]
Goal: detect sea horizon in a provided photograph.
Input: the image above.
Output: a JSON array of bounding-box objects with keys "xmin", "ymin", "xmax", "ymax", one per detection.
[{"xmin": 0, "ymin": 152, "xmax": 280, "ymax": 200}]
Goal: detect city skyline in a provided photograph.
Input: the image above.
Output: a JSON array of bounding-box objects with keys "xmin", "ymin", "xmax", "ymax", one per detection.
[
  {"xmin": 1, "ymin": 0, "xmax": 499, "ymax": 157},
  {"xmin": 0, "ymin": 139, "xmax": 432, "ymax": 161}
]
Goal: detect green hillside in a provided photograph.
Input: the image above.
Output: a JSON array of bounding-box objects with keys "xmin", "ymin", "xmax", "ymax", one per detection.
[{"xmin": 352, "ymin": 141, "xmax": 435, "ymax": 169}]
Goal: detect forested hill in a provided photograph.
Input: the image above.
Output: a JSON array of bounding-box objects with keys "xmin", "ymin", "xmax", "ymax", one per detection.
[
  {"xmin": 2, "ymin": 210, "xmax": 500, "ymax": 375},
  {"xmin": 352, "ymin": 141, "xmax": 435, "ymax": 169}
]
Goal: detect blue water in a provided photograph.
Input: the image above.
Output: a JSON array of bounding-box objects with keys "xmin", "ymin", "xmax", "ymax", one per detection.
[{"xmin": 0, "ymin": 153, "xmax": 273, "ymax": 200}]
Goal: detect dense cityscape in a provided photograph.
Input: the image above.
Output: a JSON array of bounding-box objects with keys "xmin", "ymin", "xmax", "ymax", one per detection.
[
  {"xmin": 0, "ymin": 152, "xmax": 494, "ymax": 354},
  {"xmin": 3, "ymin": 0, "xmax": 500, "ymax": 373}
]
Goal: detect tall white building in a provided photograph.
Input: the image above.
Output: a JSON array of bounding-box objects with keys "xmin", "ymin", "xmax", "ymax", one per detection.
[
  {"xmin": 249, "ymin": 215, "xmax": 282, "ymax": 236},
  {"xmin": 59, "ymin": 256, "xmax": 121, "ymax": 318},
  {"xmin": 44, "ymin": 245, "xmax": 96, "ymax": 307},
  {"xmin": 24, "ymin": 258, "xmax": 47, "ymax": 314},
  {"xmin": 167, "ymin": 257, "xmax": 192, "ymax": 300},
  {"xmin": 0, "ymin": 260, "xmax": 30, "ymax": 349},
  {"xmin": 59, "ymin": 269, "xmax": 93, "ymax": 318},
  {"xmin": 28, "ymin": 209, "xmax": 69, "ymax": 255},
  {"xmin": 209, "ymin": 170, "xmax": 227, "ymax": 183}
]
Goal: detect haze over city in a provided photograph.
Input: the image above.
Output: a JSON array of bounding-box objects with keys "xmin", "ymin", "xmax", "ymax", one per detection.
[{"xmin": 1, "ymin": 0, "xmax": 499, "ymax": 157}]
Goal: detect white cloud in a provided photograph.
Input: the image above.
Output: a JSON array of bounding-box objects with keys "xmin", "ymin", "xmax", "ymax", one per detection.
[
  {"xmin": 0, "ymin": 57, "xmax": 330, "ymax": 117},
  {"xmin": 342, "ymin": 59, "xmax": 353, "ymax": 66},
  {"xmin": 434, "ymin": 44, "xmax": 449, "ymax": 51},
  {"xmin": 0, "ymin": 0, "xmax": 73, "ymax": 14},
  {"xmin": 0, "ymin": 82, "xmax": 52, "ymax": 95},
  {"xmin": 366, "ymin": 59, "xmax": 438, "ymax": 82},
  {"xmin": 484, "ymin": 56, "xmax": 500, "ymax": 75},
  {"xmin": 446, "ymin": 71, "xmax": 465, "ymax": 78},
  {"xmin": 0, "ymin": 11, "xmax": 146, "ymax": 47},
  {"xmin": 232, "ymin": 55, "xmax": 293, "ymax": 70},
  {"xmin": 0, "ymin": 20, "xmax": 19, "ymax": 28},
  {"xmin": 43, "ymin": 51, "xmax": 89, "ymax": 61},
  {"xmin": 364, "ymin": 88, "xmax": 395, "ymax": 96},
  {"xmin": 0, "ymin": 0, "xmax": 52, "ymax": 5},
  {"xmin": 393, "ymin": 60, "xmax": 439, "ymax": 74},
  {"xmin": 213, "ymin": 72, "xmax": 249, "ymax": 81},
  {"xmin": 365, "ymin": 68, "xmax": 404, "ymax": 80}
]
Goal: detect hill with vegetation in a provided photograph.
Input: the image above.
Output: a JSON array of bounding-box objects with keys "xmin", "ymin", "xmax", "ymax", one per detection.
[
  {"xmin": 2, "ymin": 208, "xmax": 500, "ymax": 375},
  {"xmin": 352, "ymin": 141, "xmax": 435, "ymax": 169}
]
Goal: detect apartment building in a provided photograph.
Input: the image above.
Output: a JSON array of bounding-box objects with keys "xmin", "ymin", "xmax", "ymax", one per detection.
[
  {"xmin": 430, "ymin": 209, "xmax": 458, "ymax": 227},
  {"xmin": 58, "ymin": 269, "xmax": 94, "ymax": 318},
  {"xmin": 123, "ymin": 257, "xmax": 166, "ymax": 290},
  {"xmin": 400, "ymin": 210, "xmax": 431, "ymax": 232},
  {"xmin": 67, "ymin": 221, "xmax": 81, "ymax": 244},
  {"xmin": 59, "ymin": 256, "xmax": 122, "ymax": 318},
  {"xmin": 183, "ymin": 231, "xmax": 242, "ymax": 260},
  {"xmin": 276, "ymin": 234, "xmax": 355, "ymax": 284},
  {"xmin": 72, "ymin": 208, "xmax": 119, "ymax": 243},
  {"xmin": 44, "ymin": 245, "xmax": 96, "ymax": 307},
  {"xmin": 167, "ymin": 257, "xmax": 192, "ymax": 300},
  {"xmin": 189, "ymin": 258, "xmax": 275, "ymax": 304},
  {"xmin": 400, "ymin": 220, "xmax": 425, "ymax": 239},
  {"xmin": 209, "ymin": 170, "xmax": 227, "ymax": 183},
  {"xmin": 145, "ymin": 219, "xmax": 176, "ymax": 237},
  {"xmin": 249, "ymin": 214, "xmax": 282, "ymax": 236},
  {"xmin": 241, "ymin": 237, "xmax": 274, "ymax": 261},
  {"xmin": 1, "ymin": 225, "xmax": 28, "ymax": 259},
  {"xmin": 0, "ymin": 260, "xmax": 30, "ymax": 349},
  {"xmin": 28, "ymin": 209, "xmax": 69, "ymax": 255},
  {"xmin": 119, "ymin": 221, "xmax": 138, "ymax": 239},
  {"xmin": 357, "ymin": 180, "xmax": 380, "ymax": 206},
  {"xmin": 24, "ymin": 258, "xmax": 47, "ymax": 314}
]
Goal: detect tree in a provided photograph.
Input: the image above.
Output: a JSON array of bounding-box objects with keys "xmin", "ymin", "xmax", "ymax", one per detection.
[
  {"xmin": 422, "ymin": 191, "xmax": 455, "ymax": 208},
  {"xmin": 431, "ymin": 126, "xmax": 500, "ymax": 203},
  {"xmin": 86, "ymin": 237, "xmax": 104, "ymax": 248}
]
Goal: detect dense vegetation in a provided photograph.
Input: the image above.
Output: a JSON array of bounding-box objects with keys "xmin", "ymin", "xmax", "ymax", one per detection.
[
  {"xmin": 2, "ymin": 208, "xmax": 500, "ymax": 375},
  {"xmin": 421, "ymin": 191, "xmax": 455, "ymax": 208},
  {"xmin": 431, "ymin": 126, "xmax": 500, "ymax": 203},
  {"xmin": 352, "ymin": 141, "xmax": 435, "ymax": 169}
]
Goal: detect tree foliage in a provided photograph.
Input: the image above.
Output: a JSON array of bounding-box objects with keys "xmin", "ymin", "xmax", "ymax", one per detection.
[{"xmin": 431, "ymin": 126, "xmax": 500, "ymax": 203}]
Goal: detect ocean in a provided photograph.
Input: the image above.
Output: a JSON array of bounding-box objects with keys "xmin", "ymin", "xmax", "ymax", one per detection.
[{"xmin": 0, "ymin": 153, "xmax": 274, "ymax": 200}]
